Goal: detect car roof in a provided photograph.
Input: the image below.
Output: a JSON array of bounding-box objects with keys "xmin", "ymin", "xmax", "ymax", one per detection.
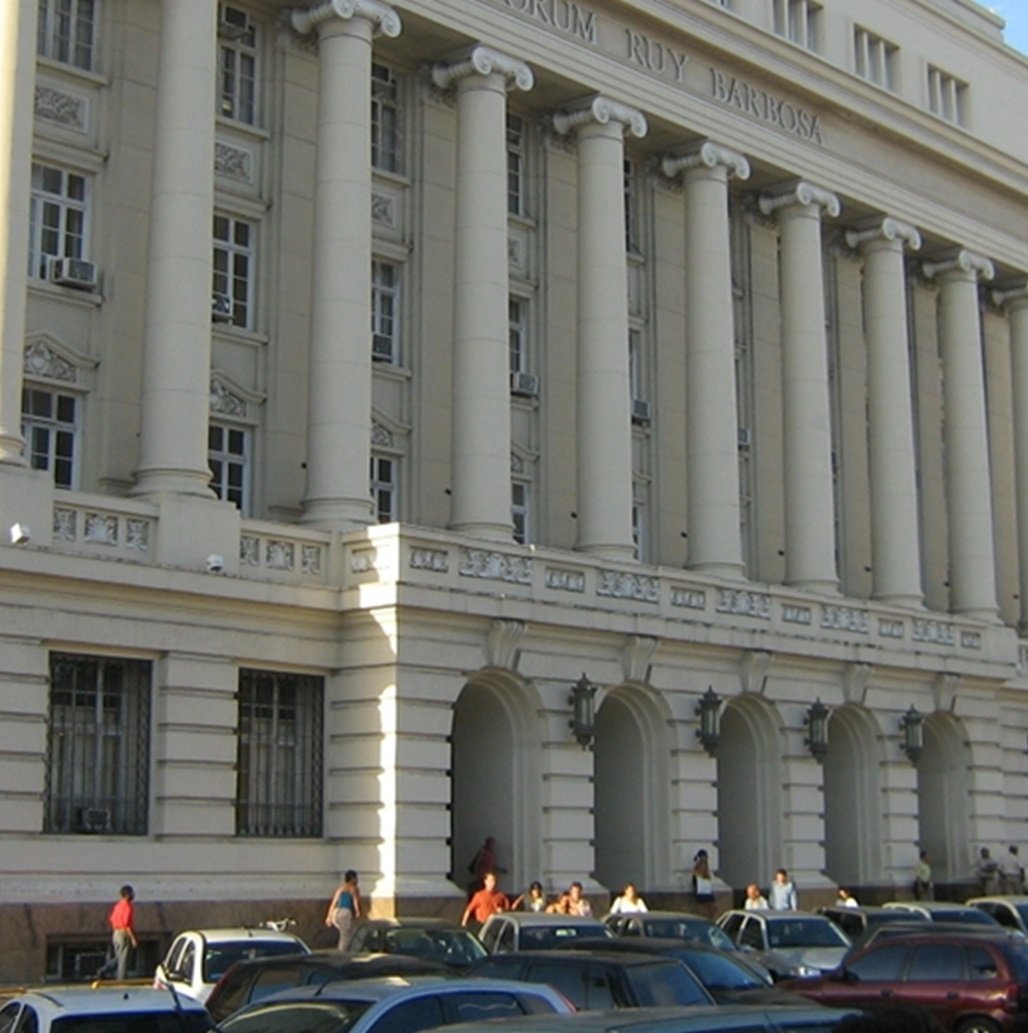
[
  {"xmin": 557, "ymin": 936, "xmax": 727, "ymax": 955},
  {"xmin": 10, "ymin": 988, "xmax": 208, "ymax": 1015},
  {"xmin": 473, "ymin": 949, "xmax": 689, "ymax": 966},
  {"xmin": 617, "ymin": 911, "xmax": 714, "ymax": 922},
  {"xmin": 883, "ymin": 901, "xmax": 981, "ymax": 912},
  {"xmin": 174, "ymin": 927, "xmax": 307, "ymax": 943},
  {"xmin": 487, "ymin": 913, "xmax": 606, "ymax": 927},
  {"xmin": 967, "ymin": 896, "xmax": 1028, "ymax": 905},
  {"xmin": 359, "ymin": 917, "xmax": 467, "ymax": 929},
  {"xmin": 721, "ymin": 910, "xmax": 829, "ymax": 921},
  {"xmin": 218, "ymin": 949, "xmax": 450, "ymax": 973}
]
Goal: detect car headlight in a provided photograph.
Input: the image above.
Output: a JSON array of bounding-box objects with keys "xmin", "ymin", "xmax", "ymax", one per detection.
[{"xmin": 791, "ymin": 963, "xmax": 822, "ymax": 978}]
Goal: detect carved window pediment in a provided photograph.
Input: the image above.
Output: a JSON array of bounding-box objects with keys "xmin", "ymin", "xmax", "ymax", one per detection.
[
  {"xmin": 209, "ymin": 369, "xmax": 264, "ymax": 420},
  {"xmin": 23, "ymin": 333, "xmax": 97, "ymax": 386}
]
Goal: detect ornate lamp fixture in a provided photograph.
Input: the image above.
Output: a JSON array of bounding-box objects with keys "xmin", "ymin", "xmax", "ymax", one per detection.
[
  {"xmin": 695, "ymin": 686, "xmax": 722, "ymax": 756},
  {"xmin": 804, "ymin": 698, "xmax": 830, "ymax": 762},
  {"xmin": 568, "ymin": 673, "xmax": 597, "ymax": 749},
  {"xmin": 900, "ymin": 705, "xmax": 924, "ymax": 764}
]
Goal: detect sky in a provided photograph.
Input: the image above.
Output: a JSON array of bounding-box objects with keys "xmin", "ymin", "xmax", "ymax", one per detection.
[{"xmin": 979, "ymin": 1, "xmax": 1028, "ymax": 54}]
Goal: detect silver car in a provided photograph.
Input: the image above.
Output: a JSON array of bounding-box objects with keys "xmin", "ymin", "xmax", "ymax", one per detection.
[
  {"xmin": 716, "ymin": 910, "xmax": 850, "ymax": 980},
  {"xmin": 479, "ymin": 912, "xmax": 612, "ymax": 953}
]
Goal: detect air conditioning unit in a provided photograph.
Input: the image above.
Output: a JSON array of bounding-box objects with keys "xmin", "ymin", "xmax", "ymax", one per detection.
[
  {"xmin": 49, "ymin": 257, "xmax": 97, "ymax": 291},
  {"xmin": 372, "ymin": 334, "xmax": 394, "ymax": 361},
  {"xmin": 212, "ymin": 293, "xmax": 233, "ymax": 322},
  {"xmin": 631, "ymin": 398, "xmax": 652, "ymax": 425},
  {"xmin": 217, "ymin": 17, "xmax": 247, "ymax": 41},
  {"xmin": 737, "ymin": 426, "xmax": 752, "ymax": 448},
  {"xmin": 510, "ymin": 371, "xmax": 540, "ymax": 398},
  {"xmin": 73, "ymin": 806, "xmax": 111, "ymax": 833}
]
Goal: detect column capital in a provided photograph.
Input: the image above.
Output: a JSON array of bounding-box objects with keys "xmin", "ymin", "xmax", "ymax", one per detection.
[
  {"xmin": 758, "ymin": 180, "xmax": 841, "ymax": 218},
  {"xmin": 552, "ymin": 95, "xmax": 647, "ymax": 139},
  {"xmin": 432, "ymin": 45, "xmax": 534, "ymax": 92},
  {"xmin": 992, "ymin": 281, "xmax": 1028, "ymax": 309},
  {"xmin": 662, "ymin": 140, "xmax": 750, "ymax": 181},
  {"xmin": 845, "ymin": 216, "xmax": 922, "ymax": 252},
  {"xmin": 923, "ymin": 249, "xmax": 994, "ymax": 282},
  {"xmin": 291, "ymin": 0, "xmax": 401, "ymax": 39}
]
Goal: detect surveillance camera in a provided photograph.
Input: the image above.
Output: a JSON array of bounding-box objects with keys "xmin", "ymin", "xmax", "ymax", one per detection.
[
  {"xmin": 9, "ymin": 523, "xmax": 31, "ymax": 545},
  {"xmin": 205, "ymin": 553, "xmax": 225, "ymax": 573}
]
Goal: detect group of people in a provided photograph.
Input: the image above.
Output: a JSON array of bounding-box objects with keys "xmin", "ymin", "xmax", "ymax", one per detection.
[
  {"xmin": 975, "ymin": 845, "xmax": 1025, "ymax": 895},
  {"xmin": 460, "ymin": 872, "xmax": 606, "ymax": 927}
]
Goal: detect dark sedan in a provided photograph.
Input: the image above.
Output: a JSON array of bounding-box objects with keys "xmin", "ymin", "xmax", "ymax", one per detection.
[{"xmin": 348, "ymin": 917, "xmax": 488, "ymax": 971}]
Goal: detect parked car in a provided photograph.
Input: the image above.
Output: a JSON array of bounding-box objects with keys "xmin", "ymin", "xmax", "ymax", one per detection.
[
  {"xmin": 882, "ymin": 901, "xmax": 1004, "ymax": 927},
  {"xmin": 478, "ymin": 912, "xmax": 612, "ymax": 953},
  {"xmin": 427, "ymin": 1003, "xmax": 861, "ymax": 1033},
  {"xmin": 153, "ymin": 926, "xmax": 310, "ymax": 1003},
  {"xmin": 780, "ymin": 927, "xmax": 1028, "ymax": 1032},
  {"xmin": 818, "ymin": 905, "xmax": 931, "ymax": 941},
  {"xmin": 466, "ymin": 949, "xmax": 714, "ymax": 1010},
  {"xmin": 966, "ymin": 896, "xmax": 1028, "ymax": 936},
  {"xmin": 0, "ymin": 987, "xmax": 210, "ymax": 1033},
  {"xmin": 716, "ymin": 911, "xmax": 851, "ymax": 980},
  {"xmin": 217, "ymin": 975, "xmax": 574, "ymax": 1033},
  {"xmin": 206, "ymin": 950, "xmax": 450, "ymax": 1023},
  {"xmin": 347, "ymin": 917, "xmax": 488, "ymax": 970},
  {"xmin": 603, "ymin": 910, "xmax": 738, "ymax": 952}
]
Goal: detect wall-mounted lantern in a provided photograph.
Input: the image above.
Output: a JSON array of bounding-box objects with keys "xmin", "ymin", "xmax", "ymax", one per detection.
[
  {"xmin": 695, "ymin": 686, "xmax": 722, "ymax": 756},
  {"xmin": 900, "ymin": 705, "xmax": 924, "ymax": 764},
  {"xmin": 568, "ymin": 673, "xmax": 596, "ymax": 749},
  {"xmin": 804, "ymin": 698, "xmax": 830, "ymax": 762}
]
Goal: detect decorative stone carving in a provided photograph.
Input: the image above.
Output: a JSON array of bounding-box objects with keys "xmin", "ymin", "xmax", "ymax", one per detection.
[
  {"xmin": 210, "ymin": 379, "xmax": 247, "ymax": 417},
  {"xmin": 596, "ymin": 570, "xmax": 658, "ymax": 602},
  {"xmin": 622, "ymin": 634, "xmax": 658, "ymax": 684},
  {"xmin": 553, "ymin": 95, "xmax": 647, "ymax": 139},
  {"xmin": 821, "ymin": 605, "xmax": 869, "ymax": 633},
  {"xmin": 53, "ymin": 508, "xmax": 76, "ymax": 541},
  {"xmin": 301, "ymin": 544, "xmax": 323, "ymax": 575},
  {"xmin": 782, "ymin": 604, "xmax": 812, "ymax": 625},
  {"xmin": 371, "ymin": 192, "xmax": 395, "ymax": 227},
  {"xmin": 545, "ymin": 567, "xmax": 585, "ymax": 592},
  {"xmin": 662, "ymin": 140, "xmax": 750, "ymax": 182},
  {"xmin": 845, "ymin": 216, "xmax": 922, "ymax": 253},
  {"xmin": 83, "ymin": 513, "xmax": 118, "ymax": 545},
  {"xmin": 35, "ymin": 85, "xmax": 87, "ymax": 131},
  {"xmin": 371, "ymin": 422, "xmax": 394, "ymax": 447},
  {"xmin": 759, "ymin": 180, "xmax": 841, "ymax": 219},
  {"xmin": 240, "ymin": 535, "xmax": 259, "ymax": 566},
  {"xmin": 912, "ymin": 618, "xmax": 955, "ymax": 645},
  {"xmin": 960, "ymin": 630, "xmax": 982, "ymax": 650},
  {"xmin": 266, "ymin": 540, "xmax": 295, "ymax": 570},
  {"xmin": 878, "ymin": 618, "xmax": 905, "ymax": 639},
  {"xmin": 125, "ymin": 519, "xmax": 150, "ymax": 552},
  {"xmin": 459, "ymin": 548, "xmax": 532, "ymax": 584},
  {"xmin": 923, "ymin": 249, "xmax": 995, "ymax": 282},
  {"xmin": 24, "ymin": 340, "xmax": 76, "ymax": 383},
  {"xmin": 291, "ymin": 0, "xmax": 402, "ymax": 40},
  {"xmin": 486, "ymin": 619, "xmax": 525, "ymax": 670},
  {"xmin": 410, "ymin": 547, "xmax": 449, "ymax": 572},
  {"xmin": 933, "ymin": 672, "xmax": 960, "ymax": 712},
  {"xmin": 716, "ymin": 588, "xmax": 771, "ymax": 619},
  {"xmin": 740, "ymin": 649, "xmax": 773, "ymax": 695},
  {"xmin": 843, "ymin": 662, "xmax": 873, "ymax": 705},
  {"xmin": 350, "ymin": 549, "xmax": 377, "ymax": 573},
  {"xmin": 214, "ymin": 141, "xmax": 253, "ymax": 183},
  {"xmin": 432, "ymin": 45, "xmax": 534, "ymax": 93},
  {"xmin": 670, "ymin": 587, "xmax": 706, "ymax": 609}
]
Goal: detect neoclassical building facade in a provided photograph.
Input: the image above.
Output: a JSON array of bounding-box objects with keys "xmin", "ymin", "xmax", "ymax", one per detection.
[{"xmin": 0, "ymin": 0, "xmax": 1027, "ymax": 981}]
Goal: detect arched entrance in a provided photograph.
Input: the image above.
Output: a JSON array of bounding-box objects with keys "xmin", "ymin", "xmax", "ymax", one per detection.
[
  {"xmin": 823, "ymin": 705, "xmax": 882, "ymax": 887},
  {"xmin": 917, "ymin": 712, "xmax": 972, "ymax": 883},
  {"xmin": 716, "ymin": 697, "xmax": 783, "ymax": 888},
  {"xmin": 593, "ymin": 685, "xmax": 672, "ymax": 892},
  {"xmin": 450, "ymin": 674, "xmax": 542, "ymax": 893}
]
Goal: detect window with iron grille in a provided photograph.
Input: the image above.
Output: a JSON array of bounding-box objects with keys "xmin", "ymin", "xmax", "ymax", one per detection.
[
  {"xmin": 44, "ymin": 654, "xmax": 151, "ymax": 836},
  {"xmin": 623, "ymin": 157, "xmax": 641, "ymax": 253},
  {"xmin": 213, "ymin": 213, "xmax": 255, "ymax": 329},
  {"xmin": 37, "ymin": 0, "xmax": 97, "ymax": 71},
  {"xmin": 372, "ymin": 259, "xmax": 400, "ymax": 363},
  {"xmin": 29, "ymin": 163, "xmax": 89, "ymax": 281},
  {"xmin": 772, "ymin": 0, "xmax": 821, "ymax": 52},
  {"xmin": 853, "ymin": 27, "xmax": 897, "ymax": 90},
  {"xmin": 512, "ymin": 478, "xmax": 531, "ymax": 545},
  {"xmin": 22, "ymin": 386, "xmax": 79, "ymax": 489},
  {"xmin": 370, "ymin": 452, "xmax": 398, "ymax": 522},
  {"xmin": 927, "ymin": 65, "xmax": 968, "ymax": 126},
  {"xmin": 236, "ymin": 669, "xmax": 323, "ymax": 838},
  {"xmin": 509, "ymin": 297, "xmax": 528, "ymax": 375},
  {"xmin": 218, "ymin": 4, "xmax": 258, "ymax": 125},
  {"xmin": 507, "ymin": 113, "xmax": 526, "ymax": 216},
  {"xmin": 209, "ymin": 421, "xmax": 251, "ymax": 514},
  {"xmin": 371, "ymin": 63, "xmax": 402, "ymax": 173}
]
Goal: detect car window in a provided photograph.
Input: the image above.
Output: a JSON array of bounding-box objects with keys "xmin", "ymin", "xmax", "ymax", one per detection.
[
  {"xmin": 525, "ymin": 960, "xmax": 586, "ymax": 1008},
  {"xmin": 349, "ymin": 928, "xmax": 373, "ymax": 951},
  {"xmin": 623, "ymin": 918, "xmax": 643, "ymax": 937},
  {"xmin": 0, "ymin": 1004, "xmax": 20, "ymax": 1033},
  {"xmin": 739, "ymin": 920, "xmax": 765, "ymax": 950},
  {"xmin": 54, "ymin": 1016, "xmax": 209, "ymax": 1033},
  {"xmin": 164, "ymin": 937, "xmax": 185, "ymax": 972},
  {"xmin": 906, "ymin": 944, "xmax": 966, "ymax": 981},
  {"xmin": 223, "ymin": 1001, "xmax": 368, "ymax": 1033},
  {"xmin": 629, "ymin": 961, "xmax": 711, "ymax": 1007},
  {"xmin": 585, "ymin": 965, "xmax": 618, "ymax": 1009},
  {"xmin": 447, "ymin": 992, "xmax": 531, "ymax": 1023},
  {"xmin": 985, "ymin": 904, "xmax": 1018, "ymax": 929},
  {"xmin": 497, "ymin": 922, "xmax": 516, "ymax": 953},
  {"xmin": 251, "ymin": 966, "xmax": 307, "ymax": 1002},
  {"xmin": 370, "ymin": 996, "xmax": 446, "ymax": 1033},
  {"xmin": 12, "ymin": 1006, "xmax": 36, "ymax": 1033},
  {"xmin": 204, "ymin": 941, "xmax": 304, "ymax": 982},
  {"xmin": 767, "ymin": 919, "xmax": 848, "ymax": 949},
  {"xmin": 847, "ymin": 944, "xmax": 910, "ymax": 981},
  {"xmin": 179, "ymin": 941, "xmax": 197, "ymax": 981},
  {"xmin": 720, "ymin": 913, "xmax": 745, "ymax": 938},
  {"xmin": 968, "ymin": 946, "xmax": 1000, "ymax": 981}
]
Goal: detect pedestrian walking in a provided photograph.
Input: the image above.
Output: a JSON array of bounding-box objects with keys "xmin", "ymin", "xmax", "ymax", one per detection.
[
  {"xmin": 913, "ymin": 849, "xmax": 933, "ymax": 900},
  {"xmin": 744, "ymin": 883, "xmax": 769, "ymax": 910},
  {"xmin": 692, "ymin": 850, "xmax": 716, "ymax": 918},
  {"xmin": 461, "ymin": 871, "xmax": 509, "ymax": 929},
  {"xmin": 768, "ymin": 868, "xmax": 797, "ymax": 910},
  {"xmin": 976, "ymin": 847, "xmax": 1000, "ymax": 895},
  {"xmin": 1000, "ymin": 845, "xmax": 1024, "ymax": 893},
  {"xmin": 609, "ymin": 882, "xmax": 648, "ymax": 914},
  {"xmin": 325, "ymin": 869, "xmax": 361, "ymax": 950},
  {"xmin": 108, "ymin": 884, "xmax": 138, "ymax": 979}
]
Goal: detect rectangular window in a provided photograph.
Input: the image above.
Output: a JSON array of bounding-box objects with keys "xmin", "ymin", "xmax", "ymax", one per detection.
[
  {"xmin": 372, "ymin": 259, "xmax": 400, "ymax": 363},
  {"xmin": 236, "ymin": 669, "xmax": 323, "ymax": 838},
  {"xmin": 44, "ymin": 653, "xmax": 151, "ymax": 836},
  {"xmin": 507, "ymin": 113, "xmax": 526, "ymax": 216},
  {"xmin": 29, "ymin": 163, "xmax": 89, "ymax": 281},
  {"xmin": 370, "ymin": 453, "xmax": 398, "ymax": 522},
  {"xmin": 212, "ymin": 213, "xmax": 255, "ymax": 329},
  {"xmin": 632, "ymin": 482, "xmax": 648, "ymax": 562},
  {"xmin": 854, "ymin": 27, "xmax": 897, "ymax": 90},
  {"xmin": 772, "ymin": 0, "xmax": 821, "ymax": 51},
  {"xmin": 218, "ymin": 4, "xmax": 258, "ymax": 125},
  {"xmin": 624, "ymin": 158, "xmax": 640, "ymax": 253},
  {"xmin": 37, "ymin": 0, "xmax": 97, "ymax": 71},
  {"xmin": 927, "ymin": 65, "xmax": 967, "ymax": 126},
  {"xmin": 628, "ymin": 328, "xmax": 643, "ymax": 403},
  {"xmin": 371, "ymin": 63, "xmax": 402, "ymax": 173},
  {"xmin": 209, "ymin": 422, "xmax": 251, "ymax": 514},
  {"xmin": 509, "ymin": 298, "xmax": 527, "ymax": 375},
  {"xmin": 512, "ymin": 479, "xmax": 531, "ymax": 545},
  {"xmin": 22, "ymin": 387, "xmax": 79, "ymax": 489}
]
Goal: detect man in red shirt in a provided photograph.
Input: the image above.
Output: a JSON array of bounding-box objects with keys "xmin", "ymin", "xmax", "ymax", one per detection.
[
  {"xmin": 460, "ymin": 872, "xmax": 508, "ymax": 929},
  {"xmin": 108, "ymin": 884, "xmax": 138, "ymax": 979}
]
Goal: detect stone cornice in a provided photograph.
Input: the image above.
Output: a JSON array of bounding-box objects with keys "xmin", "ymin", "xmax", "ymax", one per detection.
[
  {"xmin": 552, "ymin": 95, "xmax": 648, "ymax": 140},
  {"xmin": 431, "ymin": 45, "xmax": 534, "ymax": 93},
  {"xmin": 845, "ymin": 216, "xmax": 922, "ymax": 253},
  {"xmin": 758, "ymin": 180, "xmax": 841, "ymax": 219},
  {"xmin": 923, "ymin": 249, "xmax": 995, "ymax": 282},
  {"xmin": 290, "ymin": 0, "xmax": 401, "ymax": 39},
  {"xmin": 992, "ymin": 281, "xmax": 1028, "ymax": 309},
  {"xmin": 661, "ymin": 141, "xmax": 750, "ymax": 182}
]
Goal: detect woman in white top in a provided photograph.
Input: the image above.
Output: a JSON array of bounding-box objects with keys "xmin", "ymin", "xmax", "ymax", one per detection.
[{"xmin": 609, "ymin": 882, "xmax": 648, "ymax": 914}]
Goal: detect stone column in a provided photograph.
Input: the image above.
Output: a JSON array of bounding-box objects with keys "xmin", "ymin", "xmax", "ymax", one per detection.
[
  {"xmin": 759, "ymin": 182, "xmax": 841, "ymax": 594},
  {"xmin": 296, "ymin": 0, "xmax": 401, "ymax": 528},
  {"xmin": 434, "ymin": 48, "xmax": 533, "ymax": 540},
  {"xmin": 554, "ymin": 97, "xmax": 647, "ymax": 559},
  {"xmin": 846, "ymin": 217, "xmax": 924, "ymax": 607},
  {"xmin": 994, "ymin": 283, "xmax": 1028, "ymax": 628},
  {"xmin": 924, "ymin": 250, "xmax": 998, "ymax": 620},
  {"xmin": 0, "ymin": 2, "xmax": 35, "ymax": 465},
  {"xmin": 132, "ymin": 0, "xmax": 218, "ymax": 497},
  {"xmin": 663, "ymin": 142, "xmax": 750, "ymax": 578}
]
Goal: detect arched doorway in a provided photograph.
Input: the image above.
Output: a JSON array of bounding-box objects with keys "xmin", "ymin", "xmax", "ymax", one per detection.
[
  {"xmin": 917, "ymin": 712, "xmax": 972, "ymax": 883},
  {"xmin": 716, "ymin": 697, "xmax": 783, "ymax": 888},
  {"xmin": 593, "ymin": 685, "xmax": 672, "ymax": 892},
  {"xmin": 823, "ymin": 705, "xmax": 882, "ymax": 887},
  {"xmin": 450, "ymin": 674, "xmax": 541, "ymax": 893}
]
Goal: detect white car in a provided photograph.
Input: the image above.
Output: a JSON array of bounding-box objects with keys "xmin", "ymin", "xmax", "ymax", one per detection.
[
  {"xmin": 153, "ymin": 926, "xmax": 310, "ymax": 1003},
  {"xmin": 0, "ymin": 987, "xmax": 210, "ymax": 1033}
]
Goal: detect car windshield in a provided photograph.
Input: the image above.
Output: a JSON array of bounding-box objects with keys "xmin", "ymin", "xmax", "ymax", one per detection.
[
  {"xmin": 204, "ymin": 941, "xmax": 306, "ymax": 982},
  {"xmin": 55, "ymin": 1015, "xmax": 210, "ymax": 1033},
  {"xmin": 767, "ymin": 919, "xmax": 848, "ymax": 948},
  {"xmin": 519, "ymin": 926, "xmax": 600, "ymax": 949},
  {"xmin": 223, "ymin": 1001, "xmax": 370, "ymax": 1033},
  {"xmin": 628, "ymin": 961, "xmax": 712, "ymax": 1006},
  {"xmin": 675, "ymin": 951, "xmax": 766, "ymax": 990},
  {"xmin": 384, "ymin": 928, "xmax": 487, "ymax": 965},
  {"xmin": 933, "ymin": 910, "xmax": 999, "ymax": 926},
  {"xmin": 644, "ymin": 920, "xmax": 735, "ymax": 951}
]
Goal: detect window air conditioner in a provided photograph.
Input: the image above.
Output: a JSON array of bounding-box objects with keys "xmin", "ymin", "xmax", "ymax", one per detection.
[
  {"xmin": 217, "ymin": 18, "xmax": 247, "ymax": 41},
  {"xmin": 49, "ymin": 257, "xmax": 97, "ymax": 291},
  {"xmin": 510, "ymin": 371, "xmax": 540, "ymax": 398},
  {"xmin": 631, "ymin": 398, "xmax": 652, "ymax": 425},
  {"xmin": 212, "ymin": 293, "xmax": 233, "ymax": 322},
  {"xmin": 737, "ymin": 426, "xmax": 752, "ymax": 448},
  {"xmin": 372, "ymin": 334, "xmax": 394, "ymax": 361},
  {"xmin": 73, "ymin": 806, "xmax": 111, "ymax": 833}
]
